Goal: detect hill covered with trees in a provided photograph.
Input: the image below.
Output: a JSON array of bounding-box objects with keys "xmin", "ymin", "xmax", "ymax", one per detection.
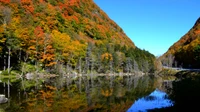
[
  {"xmin": 0, "ymin": 0, "xmax": 156, "ymax": 75},
  {"xmin": 161, "ymin": 17, "xmax": 200, "ymax": 68}
]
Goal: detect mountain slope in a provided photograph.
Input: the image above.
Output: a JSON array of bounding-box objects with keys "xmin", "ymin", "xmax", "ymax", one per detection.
[
  {"xmin": 0, "ymin": 0, "xmax": 155, "ymax": 73},
  {"xmin": 161, "ymin": 17, "xmax": 200, "ymax": 68}
]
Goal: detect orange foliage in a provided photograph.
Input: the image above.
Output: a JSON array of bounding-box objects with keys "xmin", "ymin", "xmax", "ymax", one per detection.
[
  {"xmin": 166, "ymin": 18, "xmax": 200, "ymax": 56},
  {"xmin": 0, "ymin": 25, "xmax": 4, "ymax": 33},
  {"xmin": 162, "ymin": 18, "xmax": 200, "ymax": 68},
  {"xmin": 21, "ymin": 0, "xmax": 34, "ymax": 13},
  {"xmin": 101, "ymin": 88, "xmax": 113, "ymax": 97},
  {"xmin": 34, "ymin": 26, "xmax": 45, "ymax": 49},
  {"xmin": 34, "ymin": 26, "xmax": 44, "ymax": 39},
  {"xmin": 67, "ymin": 0, "xmax": 80, "ymax": 6},
  {"xmin": 72, "ymin": 15, "xmax": 79, "ymax": 23},
  {"xmin": 0, "ymin": 0, "xmax": 139, "ymax": 72},
  {"xmin": 101, "ymin": 53, "xmax": 113, "ymax": 61},
  {"xmin": 39, "ymin": 0, "xmax": 45, "ymax": 3},
  {"xmin": 40, "ymin": 34, "xmax": 56, "ymax": 67},
  {"xmin": 195, "ymin": 30, "xmax": 200, "ymax": 34},
  {"xmin": 0, "ymin": 0, "xmax": 10, "ymax": 4}
]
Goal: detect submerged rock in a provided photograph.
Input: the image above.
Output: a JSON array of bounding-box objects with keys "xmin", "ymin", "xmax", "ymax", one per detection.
[
  {"xmin": 25, "ymin": 73, "xmax": 34, "ymax": 80},
  {"xmin": 0, "ymin": 95, "xmax": 8, "ymax": 104}
]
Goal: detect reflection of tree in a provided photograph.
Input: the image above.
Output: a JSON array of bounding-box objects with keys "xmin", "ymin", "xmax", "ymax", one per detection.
[
  {"xmin": 101, "ymin": 88, "xmax": 113, "ymax": 97},
  {"xmin": 169, "ymin": 75, "xmax": 200, "ymax": 111},
  {"xmin": 5, "ymin": 75, "xmax": 160, "ymax": 111},
  {"xmin": 144, "ymin": 95, "xmax": 156, "ymax": 101},
  {"xmin": 22, "ymin": 85, "xmax": 87, "ymax": 112}
]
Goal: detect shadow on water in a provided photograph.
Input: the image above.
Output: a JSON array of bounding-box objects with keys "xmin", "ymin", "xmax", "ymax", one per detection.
[
  {"xmin": 169, "ymin": 75, "xmax": 200, "ymax": 111},
  {"xmin": 149, "ymin": 72, "xmax": 200, "ymax": 112}
]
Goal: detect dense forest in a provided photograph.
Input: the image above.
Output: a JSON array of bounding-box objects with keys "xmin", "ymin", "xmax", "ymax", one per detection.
[
  {"xmin": 0, "ymin": 0, "xmax": 156, "ymax": 75},
  {"xmin": 161, "ymin": 17, "xmax": 200, "ymax": 68}
]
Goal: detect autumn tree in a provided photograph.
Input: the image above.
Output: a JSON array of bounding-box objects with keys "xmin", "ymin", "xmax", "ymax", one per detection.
[
  {"xmin": 0, "ymin": 6, "xmax": 12, "ymax": 72},
  {"xmin": 101, "ymin": 52, "xmax": 113, "ymax": 73},
  {"xmin": 40, "ymin": 33, "xmax": 56, "ymax": 68},
  {"xmin": 0, "ymin": 0, "xmax": 157, "ymax": 74},
  {"xmin": 51, "ymin": 30, "xmax": 70, "ymax": 75}
]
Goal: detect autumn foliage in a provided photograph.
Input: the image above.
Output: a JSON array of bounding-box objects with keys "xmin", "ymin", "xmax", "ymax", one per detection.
[
  {"xmin": 0, "ymin": 0, "xmax": 156, "ymax": 73},
  {"xmin": 161, "ymin": 17, "xmax": 200, "ymax": 68}
]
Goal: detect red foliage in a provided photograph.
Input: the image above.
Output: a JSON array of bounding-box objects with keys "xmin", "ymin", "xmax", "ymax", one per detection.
[
  {"xmin": 72, "ymin": 15, "xmax": 79, "ymax": 23},
  {"xmin": 195, "ymin": 30, "xmax": 200, "ymax": 34},
  {"xmin": 39, "ymin": 0, "xmax": 45, "ymax": 3},
  {"xmin": 21, "ymin": 0, "xmax": 31, "ymax": 5},
  {"xmin": 68, "ymin": 0, "xmax": 77, "ymax": 6},
  {"xmin": 21, "ymin": 0, "xmax": 34, "ymax": 13},
  {"xmin": 34, "ymin": 26, "xmax": 44, "ymax": 40},
  {"xmin": 0, "ymin": 0, "xmax": 10, "ymax": 4},
  {"xmin": 0, "ymin": 0, "xmax": 137, "ymax": 68}
]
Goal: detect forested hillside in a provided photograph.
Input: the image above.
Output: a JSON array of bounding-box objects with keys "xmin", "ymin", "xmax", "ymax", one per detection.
[
  {"xmin": 0, "ymin": 0, "xmax": 155, "ymax": 74},
  {"xmin": 161, "ymin": 17, "xmax": 200, "ymax": 68}
]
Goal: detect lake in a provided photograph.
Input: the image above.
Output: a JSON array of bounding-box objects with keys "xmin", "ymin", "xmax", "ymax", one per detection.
[{"xmin": 0, "ymin": 73, "xmax": 200, "ymax": 112}]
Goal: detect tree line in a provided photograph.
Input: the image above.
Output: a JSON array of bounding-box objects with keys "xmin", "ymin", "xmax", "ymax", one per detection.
[{"xmin": 0, "ymin": 0, "xmax": 156, "ymax": 76}]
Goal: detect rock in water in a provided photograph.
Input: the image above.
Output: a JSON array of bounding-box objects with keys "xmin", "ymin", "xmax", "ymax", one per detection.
[{"xmin": 0, "ymin": 95, "xmax": 8, "ymax": 104}]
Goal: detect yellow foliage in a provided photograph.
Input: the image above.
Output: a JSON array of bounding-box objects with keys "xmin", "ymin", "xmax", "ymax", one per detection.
[
  {"xmin": 0, "ymin": 37, "xmax": 6, "ymax": 43},
  {"xmin": 28, "ymin": 46, "xmax": 36, "ymax": 50},
  {"xmin": 52, "ymin": 30, "xmax": 70, "ymax": 51},
  {"xmin": 101, "ymin": 53, "xmax": 113, "ymax": 61},
  {"xmin": 51, "ymin": 30, "xmax": 86, "ymax": 63},
  {"xmin": 10, "ymin": 16, "xmax": 21, "ymax": 30},
  {"xmin": 101, "ymin": 88, "xmax": 113, "ymax": 97},
  {"xmin": 0, "ymin": 26, "xmax": 4, "ymax": 33}
]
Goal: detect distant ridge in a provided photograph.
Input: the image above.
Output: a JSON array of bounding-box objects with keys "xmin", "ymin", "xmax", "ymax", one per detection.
[{"xmin": 161, "ymin": 17, "xmax": 200, "ymax": 68}]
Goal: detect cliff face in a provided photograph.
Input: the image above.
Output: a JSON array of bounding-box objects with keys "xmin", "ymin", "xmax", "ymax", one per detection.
[
  {"xmin": 0, "ymin": 0, "xmax": 155, "ymax": 73},
  {"xmin": 161, "ymin": 17, "xmax": 200, "ymax": 68}
]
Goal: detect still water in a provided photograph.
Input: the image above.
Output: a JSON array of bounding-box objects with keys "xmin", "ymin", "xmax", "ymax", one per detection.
[
  {"xmin": 127, "ymin": 89, "xmax": 173, "ymax": 112},
  {"xmin": 0, "ymin": 74, "xmax": 180, "ymax": 112}
]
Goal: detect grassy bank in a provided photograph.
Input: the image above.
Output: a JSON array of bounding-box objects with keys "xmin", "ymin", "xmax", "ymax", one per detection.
[{"xmin": 157, "ymin": 68, "xmax": 200, "ymax": 80}]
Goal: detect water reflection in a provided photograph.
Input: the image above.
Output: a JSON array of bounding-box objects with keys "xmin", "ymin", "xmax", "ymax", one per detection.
[
  {"xmin": 168, "ymin": 74, "xmax": 200, "ymax": 111},
  {"xmin": 0, "ymin": 74, "xmax": 172, "ymax": 112},
  {"xmin": 127, "ymin": 89, "xmax": 173, "ymax": 112}
]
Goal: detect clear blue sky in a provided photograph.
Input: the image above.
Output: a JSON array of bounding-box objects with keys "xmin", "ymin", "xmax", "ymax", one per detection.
[{"xmin": 93, "ymin": 0, "xmax": 200, "ymax": 56}]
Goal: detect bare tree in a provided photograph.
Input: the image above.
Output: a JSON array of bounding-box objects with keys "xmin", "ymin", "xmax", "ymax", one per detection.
[
  {"xmin": 91, "ymin": 56, "xmax": 95, "ymax": 73},
  {"xmin": 66, "ymin": 59, "xmax": 72, "ymax": 74},
  {"xmin": 143, "ymin": 60, "xmax": 149, "ymax": 73},
  {"xmin": 84, "ymin": 43, "xmax": 92, "ymax": 74},
  {"xmin": 97, "ymin": 52, "xmax": 102, "ymax": 73},
  {"xmin": 167, "ymin": 54, "xmax": 174, "ymax": 67},
  {"xmin": 0, "ymin": 6, "xmax": 11, "ymax": 32},
  {"xmin": 8, "ymin": 47, "xmax": 11, "ymax": 73},
  {"xmin": 0, "ymin": 7, "xmax": 12, "ymax": 73},
  {"xmin": 174, "ymin": 60, "xmax": 178, "ymax": 68},
  {"xmin": 78, "ymin": 57, "xmax": 82, "ymax": 74},
  {"xmin": 126, "ymin": 57, "xmax": 132, "ymax": 73},
  {"xmin": 109, "ymin": 59, "xmax": 113, "ymax": 73},
  {"xmin": 155, "ymin": 59, "xmax": 162, "ymax": 71},
  {"xmin": 134, "ymin": 60, "xmax": 139, "ymax": 72},
  {"xmin": 78, "ymin": 76, "xmax": 82, "ymax": 93}
]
